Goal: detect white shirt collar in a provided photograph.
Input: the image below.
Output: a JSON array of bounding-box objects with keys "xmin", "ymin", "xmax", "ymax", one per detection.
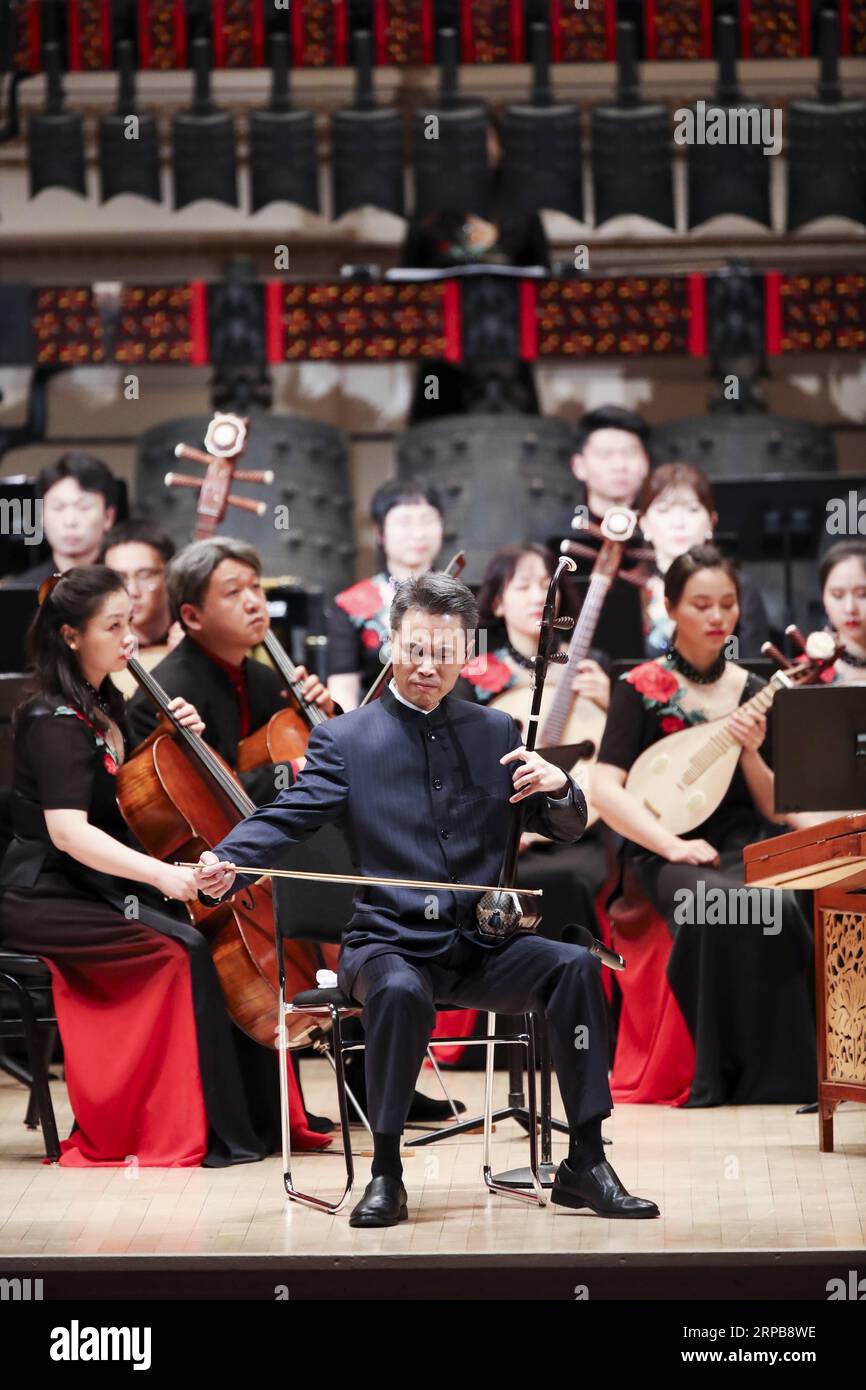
[{"xmin": 388, "ymin": 678, "xmax": 441, "ymax": 716}]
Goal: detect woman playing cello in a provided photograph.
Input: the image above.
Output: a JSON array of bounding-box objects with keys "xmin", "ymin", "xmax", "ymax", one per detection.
[{"xmin": 0, "ymin": 566, "xmax": 330, "ymax": 1165}]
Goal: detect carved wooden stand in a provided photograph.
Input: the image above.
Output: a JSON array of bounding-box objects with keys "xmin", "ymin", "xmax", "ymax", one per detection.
[{"xmin": 745, "ymin": 813, "xmax": 866, "ymax": 1152}]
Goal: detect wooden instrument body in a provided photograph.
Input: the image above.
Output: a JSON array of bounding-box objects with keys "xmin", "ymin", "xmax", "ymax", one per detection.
[
  {"xmin": 625, "ymin": 713, "xmax": 743, "ymax": 836},
  {"xmin": 144, "ymin": 415, "xmax": 338, "ymax": 1043},
  {"xmin": 236, "ymin": 706, "xmax": 309, "ymax": 773},
  {"xmin": 117, "ymin": 731, "xmax": 328, "ymax": 1048},
  {"xmin": 623, "ymin": 646, "xmax": 834, "ymax": 836},
  {"xmin": 744, "ymin": 811, "xmax": 866, "ymax": 891}
]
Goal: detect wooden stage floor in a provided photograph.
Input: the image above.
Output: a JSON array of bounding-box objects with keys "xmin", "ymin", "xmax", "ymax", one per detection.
[{"xmin": 1, "ymin": 1061, "xmax": 864, "ymax": 1299}]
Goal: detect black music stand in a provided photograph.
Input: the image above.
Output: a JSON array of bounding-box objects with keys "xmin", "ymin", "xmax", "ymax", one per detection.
[
  {"xmin": 0, "ymin": 590, "xmax": 38, "ymax": 673},
  {"xmin": 710, "ymin": 473, "xmax": 866, "ymax": 634},
  {"xmin": 773, "ymin": 687, "xmax": 866, "ymax": 813}
]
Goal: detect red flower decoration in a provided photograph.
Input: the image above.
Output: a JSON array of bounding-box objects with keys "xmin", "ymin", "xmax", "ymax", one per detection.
[
  {"xmin": 103, "ymin": 752, "xmax": 118, "ymax": 776},
  {"xmin": 626, "ymin": 662, "xmax": 680, "ymax": 703},
  {"xmin": 795, "ymin": 653, "xmax": 837, "ymax": 685},
  {"xmin": 336, "ymin": 579, "xmax": 386, "ymax": 622},
  {"xmin": 361, "ymin": 627, "xmax": 383, "ymax": 650},
  {"xmin": 461, "ymin": 652, "xmax": 512, "ymax": 694},
  {"xmin": 660, "ymin": 714, "xmax": 686, "ymax": 734}
]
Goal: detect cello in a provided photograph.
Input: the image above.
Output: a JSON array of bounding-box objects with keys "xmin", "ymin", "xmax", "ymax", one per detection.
[{"xmin": 118, "ymin": 652, "xmax": 328, "ymax": 1048}]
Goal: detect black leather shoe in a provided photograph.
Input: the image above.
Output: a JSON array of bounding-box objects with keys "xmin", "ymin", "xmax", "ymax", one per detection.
[
  {"xmin": 349, "ymin": 1176, "xmax": 408, "ymax": 1228},
  {"xmin": 551, "ymin": 1159, "xmax": 659, "ymax": 1218},
  {"xmin": 304, "ymin": 1111, "xmax": 335, "ymax": 1134},
  {"xmin": 406, "ymin": 1090, "xmax": 466, "ymax": 1123}
]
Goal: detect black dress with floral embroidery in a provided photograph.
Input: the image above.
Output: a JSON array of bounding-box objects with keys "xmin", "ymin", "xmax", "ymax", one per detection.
[
  {"xmin": 597, "ymin": 659, "xmax": 817, "ymax": 1107},
  {"xmin": 0, "ymin": 693, "xmax": 281, "ymax": 1166},
  {"xmin": 327, "ymin": 572, "xmax": 392, "ymax": 696}
]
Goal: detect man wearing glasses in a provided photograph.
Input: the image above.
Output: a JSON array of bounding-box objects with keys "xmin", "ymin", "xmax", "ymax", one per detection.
[{"xmin": 100, "ymin": 519, "xmax": 178, "ymax": 695}]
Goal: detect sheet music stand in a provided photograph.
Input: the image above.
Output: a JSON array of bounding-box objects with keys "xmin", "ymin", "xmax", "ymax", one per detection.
[
  {"xmin": 710, "ymin": 472, "xmax": 866, "ymax": 632},
  {"xmin": 774, "ymin": 687, "xmax": 866, "ymax": 813}
]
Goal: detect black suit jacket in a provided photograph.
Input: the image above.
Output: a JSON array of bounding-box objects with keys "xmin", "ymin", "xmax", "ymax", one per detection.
[
  {"xmin": 206, "ymin": 685, "xmax": 586, "ymax": 993},
  {"xmin": 126, "ymin": 635, "xmax": 294, "ymax": 805}
]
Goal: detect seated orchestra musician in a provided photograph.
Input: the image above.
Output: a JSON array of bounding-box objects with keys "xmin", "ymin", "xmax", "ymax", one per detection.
[
  {"xmin": 537, "ymin": 405, "xmax": 652, "ymax": 544},
  {"xmin": 126, "ymin": 537, "xmax": 333, "ymax": 803},
  {"xmin": 787, "ymin": 539, "xmax": 866, "ymax": 833},
  {"xmin": 456, "ymin": 542, "xmax": 610, "ymax": 946},
  {"xmin": 126, "ymin": 535, "xmax": 459, "ymax": 1127},
  {"xmin": 99, "ymin": 519, "xmax": 181, "ymax": 697},
  {"xmin": 638, "ymin": 462, "xmax": 770, "ymax": 659},
  {"xmin": 327, "ymin": 478, "xmax": 445, "ymax": 712},
  {"xmin": 196, "ymin": 572, "xmax": 660, "ymax": 1228},
  {"xmin": 2, "ymin": 453, "xmax": 117, "ymax": 591},
  {"xmin": 0, "ymin": 565, "xmax": 291, "ymax": 1166},
  {"xmin": 817, "ymin": 540, "xmax": 866, "ymax": 686},
  {"xmin": 591, "ymin": 544, "xmax": 817, "ymax": 1107}
]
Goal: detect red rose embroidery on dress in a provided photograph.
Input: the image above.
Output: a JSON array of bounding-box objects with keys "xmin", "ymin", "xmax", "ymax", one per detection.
[
  {"xmin": 336, "ymin": 579, "xmax": 386, "ymax": 622},
  {"xmin": 626, "ymin": 662, "xmax": 680, "ymax": 703},
  {"xmin": 461, "ymin": 653, "xmax": 513, "ymax": 694},
  {"xmin": 660, "ymin": 714, "xmax": 686, "ymax": 734}
]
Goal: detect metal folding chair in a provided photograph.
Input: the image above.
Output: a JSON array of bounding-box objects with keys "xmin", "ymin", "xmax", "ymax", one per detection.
[
  {"xmin": 0, "ymin": 951, "xmax": 61, "ymax": 1161},
  {"xmin": 277, "ymin": 965, "xmax": 546, "ymax": 1214}
]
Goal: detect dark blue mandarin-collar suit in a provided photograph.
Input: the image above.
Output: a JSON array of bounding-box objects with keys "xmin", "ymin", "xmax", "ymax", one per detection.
[{"xmin": 209, "ymin": 684, "xmax": 613, "ymax": 1135}]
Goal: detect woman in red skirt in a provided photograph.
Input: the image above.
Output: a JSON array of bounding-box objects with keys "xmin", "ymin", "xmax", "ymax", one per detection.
[{"xmin": 0, "ymin": 565, "xmax": 330, "ymax": 1166}]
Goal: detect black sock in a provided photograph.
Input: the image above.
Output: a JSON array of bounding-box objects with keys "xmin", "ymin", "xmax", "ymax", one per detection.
[
  {"xmin": 371, "ymin": 1131, "xmax": 403, "ymax": 1181},
  {"xmin": 568, "ymin": 1118, "xmax": 605, "ymax": 1171}
]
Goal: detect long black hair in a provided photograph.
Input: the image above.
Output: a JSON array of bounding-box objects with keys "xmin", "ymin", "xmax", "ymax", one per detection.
[
  {"xmin": 20, "ymin": 565, "xmax": 129, "ymax": 733},
  {"xmin": 475, "ymin": 542, "xmax": 572, "ymax": 648}
]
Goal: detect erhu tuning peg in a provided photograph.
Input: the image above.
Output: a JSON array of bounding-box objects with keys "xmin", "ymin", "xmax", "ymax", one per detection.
[
  {"xmin": 784, "ymin": 624, "xmax": 808, "ymax": 654},
  {"xmin": 762, "ymin": 640, "xmax": 793, "ymax": 668}
]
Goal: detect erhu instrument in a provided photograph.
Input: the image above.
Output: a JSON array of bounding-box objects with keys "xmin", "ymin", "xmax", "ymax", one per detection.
[
  {"xmin": 491, "ymin": 505, "xmax": 644, "ymax": 830},
  {"xmin": 473, "ymin": 552, "xmax": 625, "ymax": 971}
]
